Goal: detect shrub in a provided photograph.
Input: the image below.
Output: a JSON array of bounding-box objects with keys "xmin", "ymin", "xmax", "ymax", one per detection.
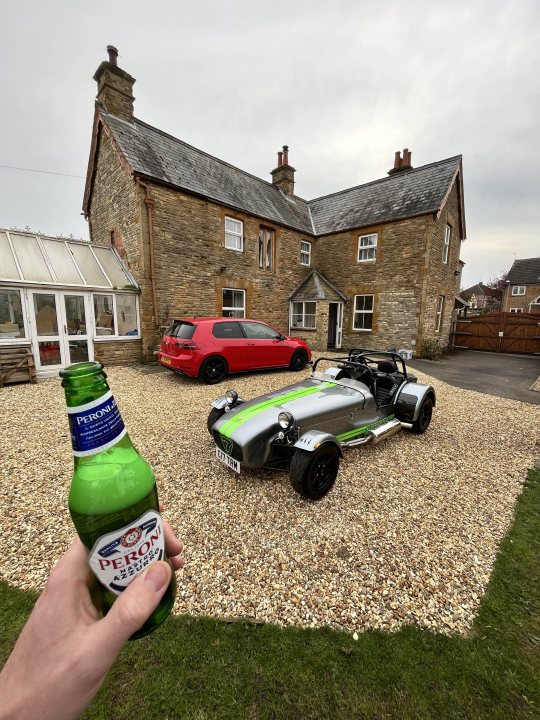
[{"xmin": 417, "ymin": 337, "xmax": 444, "ymax": 360}]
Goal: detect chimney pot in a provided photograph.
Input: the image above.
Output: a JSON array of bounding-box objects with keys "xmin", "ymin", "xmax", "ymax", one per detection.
[
  {"xmin": 394, "ymin": 150, "xmax": 402, "ymax": 169},
  {"xmin": 402, "ymin": 148, "xmax": 410, "ymax": 166},
  {"xmin": 107, "ymin": 45, "xmax": 119, "ymax": 66},
  {"xmin": 277, "ymin": 151, "xmax": 283, "ymax": 167},
  {"xmin": 282, "ymin": 145, "xmax": 289, "ymax": 165}
]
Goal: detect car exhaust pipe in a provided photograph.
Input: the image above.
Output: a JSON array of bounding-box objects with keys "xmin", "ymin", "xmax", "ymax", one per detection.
[{"xmin": 369, "ymin": 418, "xmax": 403, "ymax": 445}]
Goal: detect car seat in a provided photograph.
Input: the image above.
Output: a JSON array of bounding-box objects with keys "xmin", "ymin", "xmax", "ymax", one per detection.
[{"xmin": 375, "ymin": 360, "xmax": 400, "ymax": 405}]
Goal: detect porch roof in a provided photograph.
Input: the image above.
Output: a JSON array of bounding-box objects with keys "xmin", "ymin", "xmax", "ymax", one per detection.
[
  {"xmin": 0, "ymin": 229, "xmax": 138, "ymax": 291},
  {"xmin": 289, "ymin": 270, "xmax": 347, "ymax": 302}
]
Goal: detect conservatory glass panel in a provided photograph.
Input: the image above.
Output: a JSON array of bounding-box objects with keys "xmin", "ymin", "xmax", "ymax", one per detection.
[
  {"xmin": 116, "ymin": 295, "xmax": 138, "ymax": 336},
  {"xmin": 0, "ymin": 232, "xmax": 21, "ymax": 281},
  {"xmin": 94, "ymin": 294, "xmax": 115, "ymax": 335},
  {"xmin": 0, "ymin": 290, "xmax": 25, "ymax": 338},
  {"xmin": 11, "ymin": 234, "xmax": 53, "ymax": 282},
  {"xmin": 42, "ymin": 239, "xmax": 82, "ymax": 285},
  {"xmin": 68, "ymin": 243, "xmax": 109, "ymax": 286},
  {"xmin": 92, "ymin": 246, "xmax": 132, "ymax": 289}
]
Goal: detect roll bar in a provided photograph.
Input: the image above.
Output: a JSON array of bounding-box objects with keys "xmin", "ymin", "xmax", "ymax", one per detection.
[{"xmin": 313, "ymin": 348, "xmax": 409, "ymax": 379}]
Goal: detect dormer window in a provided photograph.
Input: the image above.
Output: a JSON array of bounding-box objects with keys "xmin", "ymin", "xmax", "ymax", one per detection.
[{"xmin": 358, "ymin": 234, "xmax": 377, "ymax": 262}]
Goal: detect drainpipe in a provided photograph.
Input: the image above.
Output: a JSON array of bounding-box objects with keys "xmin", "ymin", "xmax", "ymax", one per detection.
[{"xmin": 137, "ymin": 180, "xmax": 159, "ymax": 326}]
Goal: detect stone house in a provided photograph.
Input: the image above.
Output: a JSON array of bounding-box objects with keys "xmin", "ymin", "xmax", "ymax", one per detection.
[
  {"xmin": 83, "ymin": 47, "xmax": 466, "ymax": 364},
  {"xmin": 501, "ymin": 257, "xmax": 540, "ymax": 314}
]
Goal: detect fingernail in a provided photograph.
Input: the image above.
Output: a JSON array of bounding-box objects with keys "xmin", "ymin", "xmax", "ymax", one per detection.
[{"xmin": 144, "ymin": 562, "xmax": 169, "ymax": 592}]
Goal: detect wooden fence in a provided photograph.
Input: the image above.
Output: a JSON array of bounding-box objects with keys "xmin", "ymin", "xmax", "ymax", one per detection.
[{"xmin": 452, "ymin": 312, "xmax": 540, "ymax": 354}]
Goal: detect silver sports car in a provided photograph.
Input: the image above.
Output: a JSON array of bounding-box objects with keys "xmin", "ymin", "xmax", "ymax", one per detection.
[{"xmin": 208, "ymin": 349, "xmax": 435, "ymax": 500}]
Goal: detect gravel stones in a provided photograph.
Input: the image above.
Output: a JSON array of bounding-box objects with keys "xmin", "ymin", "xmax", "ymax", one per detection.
[{"xmin": 0, "ymin": 360, "xmax": 538, "ymax": 636}]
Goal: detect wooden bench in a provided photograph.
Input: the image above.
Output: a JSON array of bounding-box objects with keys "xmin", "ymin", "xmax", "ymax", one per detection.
[{"xmin": 0, "ymin": 346, "xmax": 37, "ymax": 387}]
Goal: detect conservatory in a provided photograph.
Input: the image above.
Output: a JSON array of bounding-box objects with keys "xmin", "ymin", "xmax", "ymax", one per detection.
[{"xmin": 0, "ymin": 229, "xmax": 141, "ymax": 378}]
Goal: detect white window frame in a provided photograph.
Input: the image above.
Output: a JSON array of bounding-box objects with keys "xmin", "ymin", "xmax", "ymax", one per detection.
[
  {"xmin": 258, "ymin": 227, "xmax": 275, "ymax": 271},
  {"xmin": 435, "ymin": 295, "xmax": 444, "ymax": 333},
  {"xmin": 290, "ymin": 301, "xmax": 316, "ymax": 330},
  {"xmin": 92, "ymin": 292, "xmax": 140, "ymax": 340},
  {"xmin": 443, "ymin": 224, "xmax": 451, "ymax": 264},
  {"xmin": 300, "ymin": 241, "xmax": 312, "ymax": 266},
  {"xmin": 357, "ymin": 234, "xmax": 377, "ymax": 263},
  {"xmin": 511, "ymin": 285, "xmax": 526, "ymax": 296},
  {"xmin": 224, "ymin": 217, "xmax": 243, "ymax": 252},
  {"xmin": 0, "ymin": 287, "xmax": 28, "ymax": 343},
  {"xmin": 510, "ymin": 307, "xmax": 523, "ymax": 313},
  {"xmin": 221, "ymin": 288, "xmax": 246, "ymax": 318},
  {"xmin": 353, "ymin": 294, "xmax": 374, "ymax": 331}
]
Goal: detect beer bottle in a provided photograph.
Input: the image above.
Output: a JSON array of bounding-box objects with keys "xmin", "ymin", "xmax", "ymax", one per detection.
[{"xmin": 60, "ymin": 361, "xmax": 176, "ymax": 639}]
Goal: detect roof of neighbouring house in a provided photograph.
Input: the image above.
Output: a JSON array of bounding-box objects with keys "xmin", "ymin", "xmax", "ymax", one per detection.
[
  {"xmin": 89, "ymin": 110, "xmax": 464, "ymax": 238},
  {"xmin": 506, "ymin": 257, "xmax": 540, "ymax": 286},
  {"xmin": 461, "ymin": 283, "xmax": 502, "ymax": 301}
]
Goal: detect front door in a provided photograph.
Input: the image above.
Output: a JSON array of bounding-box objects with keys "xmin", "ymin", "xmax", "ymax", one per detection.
[
  {"xmin": 29, "ymin": 290, "xmax": 93, "ymax": 373},
  {"xmin": 328, "ymin": 303, "xmax": 343, "ymax": 350}
]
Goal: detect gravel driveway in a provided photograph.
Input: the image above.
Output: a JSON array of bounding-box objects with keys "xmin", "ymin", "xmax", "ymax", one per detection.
[{"xmin": 1, "ymin": 360, "xmax": 538, "ymax": 635}]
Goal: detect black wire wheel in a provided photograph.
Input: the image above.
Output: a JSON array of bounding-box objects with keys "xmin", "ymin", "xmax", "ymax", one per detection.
[
  {"xmin": 290, "ymin": 444, "xmax": 340, "ymax": 500},
  {"xmin": 411, "ymin": 396, "xmax": 433, "ymax": 434},
  {"xmin": 207, "ymin": 407, "xmax": 225, "ymax": 436},
  {"xmin": 198, "ymin": 356, "xmax": 228, "ymax": 384},
  {"xmin": 289, "ymin": 348, "xmax": 309, "ymax": 371}
]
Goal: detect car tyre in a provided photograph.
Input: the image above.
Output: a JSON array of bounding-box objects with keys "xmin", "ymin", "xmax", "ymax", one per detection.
[
  {"xmin": 290, "ymin": 444, "xmax": 340, "ymax": 500},
  {"xmin": 198, "ymin": 356, "xmax": 228, "ymax": 384},
  {"xmin": 289, "ymin": 349, "xmax": 308, "ymax": 371},
  {"xmin": 207, "ymin": 407, "xmax": 225, "ymax": 436},
  {"xmin": 411, "ymin": 397, "xmax": 433, "ymax": 434}
]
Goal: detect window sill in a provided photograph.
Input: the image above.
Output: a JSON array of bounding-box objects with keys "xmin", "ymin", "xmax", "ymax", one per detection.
[
  {"xmin": 357, "ymin": 259, "xmax": 376, "ymax": 264},
  {"xmin": 291, "ymin": 327, "xmax": 317, "ymax": 332},
  {"xmin": 93, "ymin": 336, "xmax": 141, "ymax": 342},
  {"xmin": 300, "ymin": 262, "xmax": 311, "ymax": 267},
  {"xmin": 0, "ymin": 338, "xmax": 30, "ymax": 344},
  {"xmin": 224, "ymin": 246, "xmax": 244, "ymax": 253},
  {"xmin": 352, "ymin": 329, "xmax": 373, "ymax": 333}
]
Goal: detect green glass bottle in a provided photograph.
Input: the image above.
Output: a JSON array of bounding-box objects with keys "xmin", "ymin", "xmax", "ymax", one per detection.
[{"xmin": 60, "ymin": 361, "xmax": 176, "ymax": 639}]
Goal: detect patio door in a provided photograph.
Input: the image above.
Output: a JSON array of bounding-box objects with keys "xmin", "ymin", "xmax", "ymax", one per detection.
[{"xmin": 29, "ymin": 290, "xmax": 93, "ymax": 373}]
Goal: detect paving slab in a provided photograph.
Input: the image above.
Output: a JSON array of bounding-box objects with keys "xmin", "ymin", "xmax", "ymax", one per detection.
[{"xmin": 408, "ymin": 350, "xmax": 540, "ymax": 404}]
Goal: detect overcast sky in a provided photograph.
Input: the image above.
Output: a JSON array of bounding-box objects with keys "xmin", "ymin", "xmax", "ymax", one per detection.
[{"xmin": 1, "ymin": 0, "xmax": 538, "ymax": 289}]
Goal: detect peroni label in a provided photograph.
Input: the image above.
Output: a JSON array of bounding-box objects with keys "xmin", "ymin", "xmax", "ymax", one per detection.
[
  {"xmin": 88, "ymin": 510, "xmax": 165, "ymax": 596},
  {"xmin": 67, "ymin": 390, "xmax": 126, "ymax": 456}
]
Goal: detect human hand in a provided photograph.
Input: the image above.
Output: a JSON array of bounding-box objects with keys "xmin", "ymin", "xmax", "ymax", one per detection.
[{"xmin": 0, "ymin": 519, "xmax": 184, "ymax": 720}]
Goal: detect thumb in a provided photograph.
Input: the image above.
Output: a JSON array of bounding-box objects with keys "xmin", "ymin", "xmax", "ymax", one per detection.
[{"xmin": 93, "ymin": 561, "xmax": 172, "ymax": 659}]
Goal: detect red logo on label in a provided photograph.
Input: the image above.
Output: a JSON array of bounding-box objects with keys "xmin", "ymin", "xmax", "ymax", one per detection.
[{"xmin": 121, "ymin": 527, "xmax": 142, "ymax": 547}]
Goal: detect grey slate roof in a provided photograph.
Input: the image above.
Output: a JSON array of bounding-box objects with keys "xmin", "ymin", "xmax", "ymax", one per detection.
[
  {"xmin": 104, "ymin": 114, "xmax": 313, "ymax": 235},
  {"xmin": 506, "ymin": 257, "xmax": 540, "ymax": 286},
  {"xmin": 102, "ymin": 112, "xmax": 461, "ymax": 237},
  {"xmin": 289, "ymin": 270, "xmax": 348, "ymax": 302},
  {"xmin": 309, "ymin": 156, "xmax": 461, "ymax": 235}
]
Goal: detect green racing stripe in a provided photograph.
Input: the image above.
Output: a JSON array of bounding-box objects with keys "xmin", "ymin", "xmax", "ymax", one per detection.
[
  {"xmin": 219, "ymin": 381, "xmax": 335, "ymax": 438},
  {"xmin": 336, "ymin": 414, "xmax": 395, "ymax": 441}
]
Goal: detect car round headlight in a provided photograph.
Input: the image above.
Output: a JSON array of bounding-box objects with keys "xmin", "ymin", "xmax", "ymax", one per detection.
[
  {"xmin": 278, "ymin": 411, "xmax": 293, "ymax": 429},
  {"xmin": 226, "ymin": 389, "xmax": 238, "ymax": 405}
]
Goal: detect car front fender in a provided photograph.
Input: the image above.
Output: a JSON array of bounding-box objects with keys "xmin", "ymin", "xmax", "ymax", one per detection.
[{"xmin": 294, "ymin": 430, "xmax": 344, "ymax": 457}]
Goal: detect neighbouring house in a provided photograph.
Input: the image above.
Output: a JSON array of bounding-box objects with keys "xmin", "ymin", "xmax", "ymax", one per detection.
[
  {"xmin": 460, "ymin": 283, "xmax": 502, "ymax": 311},
  {"xmin": 0, "ymin": 230, "xmax": 140, "ymax": 376},
  {"xmin": 80, "ymin": 46, "xmax": 466, "ymax": 365},
  {"xmin": 501, "ymin": 257, "xmax": 540, "ymax": 314}
]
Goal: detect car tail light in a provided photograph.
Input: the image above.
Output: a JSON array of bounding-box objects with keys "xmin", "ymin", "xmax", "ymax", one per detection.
[{"xmin": 175, "ymin": 341, "xmax": 198, "ymax": 350}]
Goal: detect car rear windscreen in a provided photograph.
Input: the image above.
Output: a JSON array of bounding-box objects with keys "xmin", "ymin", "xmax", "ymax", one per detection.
[{"xmin": 166, "ymin": 321, "xmax": 196, "ymax": 339}]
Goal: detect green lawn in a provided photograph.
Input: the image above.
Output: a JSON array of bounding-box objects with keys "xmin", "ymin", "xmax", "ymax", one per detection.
[{"xmin": 1, "ymin": 467, "xmax": 539, "ymax": 719}]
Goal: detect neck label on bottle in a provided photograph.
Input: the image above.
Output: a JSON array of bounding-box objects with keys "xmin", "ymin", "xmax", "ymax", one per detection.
[
  {"xmin": 67, "ymin": 390, "xmax": 127, "ymax": 457},
  {"xmin": 88, "ymin": 510, "xmax": 165, "ymax": 596}
]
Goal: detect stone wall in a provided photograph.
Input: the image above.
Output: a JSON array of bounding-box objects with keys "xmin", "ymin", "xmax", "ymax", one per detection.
[
  {"xmin": 420, "ymin": 181, "xmax": 463, "ymax": 348},
  {"xmin": 94, "ymin": 339, "xmax": 143, "ymax": 365},
  {"xmin": 290, "ymin": 302, "xmax": 330, "ymax": 351}
]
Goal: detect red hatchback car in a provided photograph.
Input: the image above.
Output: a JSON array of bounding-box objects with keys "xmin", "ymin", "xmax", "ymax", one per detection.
[{"xmin": 158, "ymin": 317, "xmax": 311, "ymax": 384}]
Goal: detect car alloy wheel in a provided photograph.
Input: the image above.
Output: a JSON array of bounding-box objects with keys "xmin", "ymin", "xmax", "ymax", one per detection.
[
  {"xmin": 290, "ymin": 444, "xmax": 340, "ymax": 500},
  {"xmin": 199, "ymin": 356, "xmax": 228, "ymax": 384},
  {"xmin": 289, "ymin": 349, "xmax": 308, "ymax": 371}
]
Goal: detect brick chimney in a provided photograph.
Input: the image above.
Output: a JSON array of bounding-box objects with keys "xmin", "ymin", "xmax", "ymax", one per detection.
[
  {"xmin": 271, "ymin": 145, "xmax": 295, "ymax": 196},
  {"xmin": 388, "ymin": 148, "xmax": 413, "ymax": 175},
  {"xmin": 93, "ymin": 46, "xmax": 136, "ymax": 122}
]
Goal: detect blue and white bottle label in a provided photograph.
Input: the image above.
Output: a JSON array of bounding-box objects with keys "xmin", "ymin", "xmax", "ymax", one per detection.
[
  {"xmin": 67, "ymin": 390, "xmax": 126, "ymax": 457},
  {"xmin": 88, "ymin": 510, "xmax": 165, "ymax": 596}
]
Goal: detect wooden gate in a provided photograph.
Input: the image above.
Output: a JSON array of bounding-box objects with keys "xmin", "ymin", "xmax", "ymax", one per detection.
[{"xmin": 452, "ymin": 312, "xmax": 540, "ymax": 354}]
